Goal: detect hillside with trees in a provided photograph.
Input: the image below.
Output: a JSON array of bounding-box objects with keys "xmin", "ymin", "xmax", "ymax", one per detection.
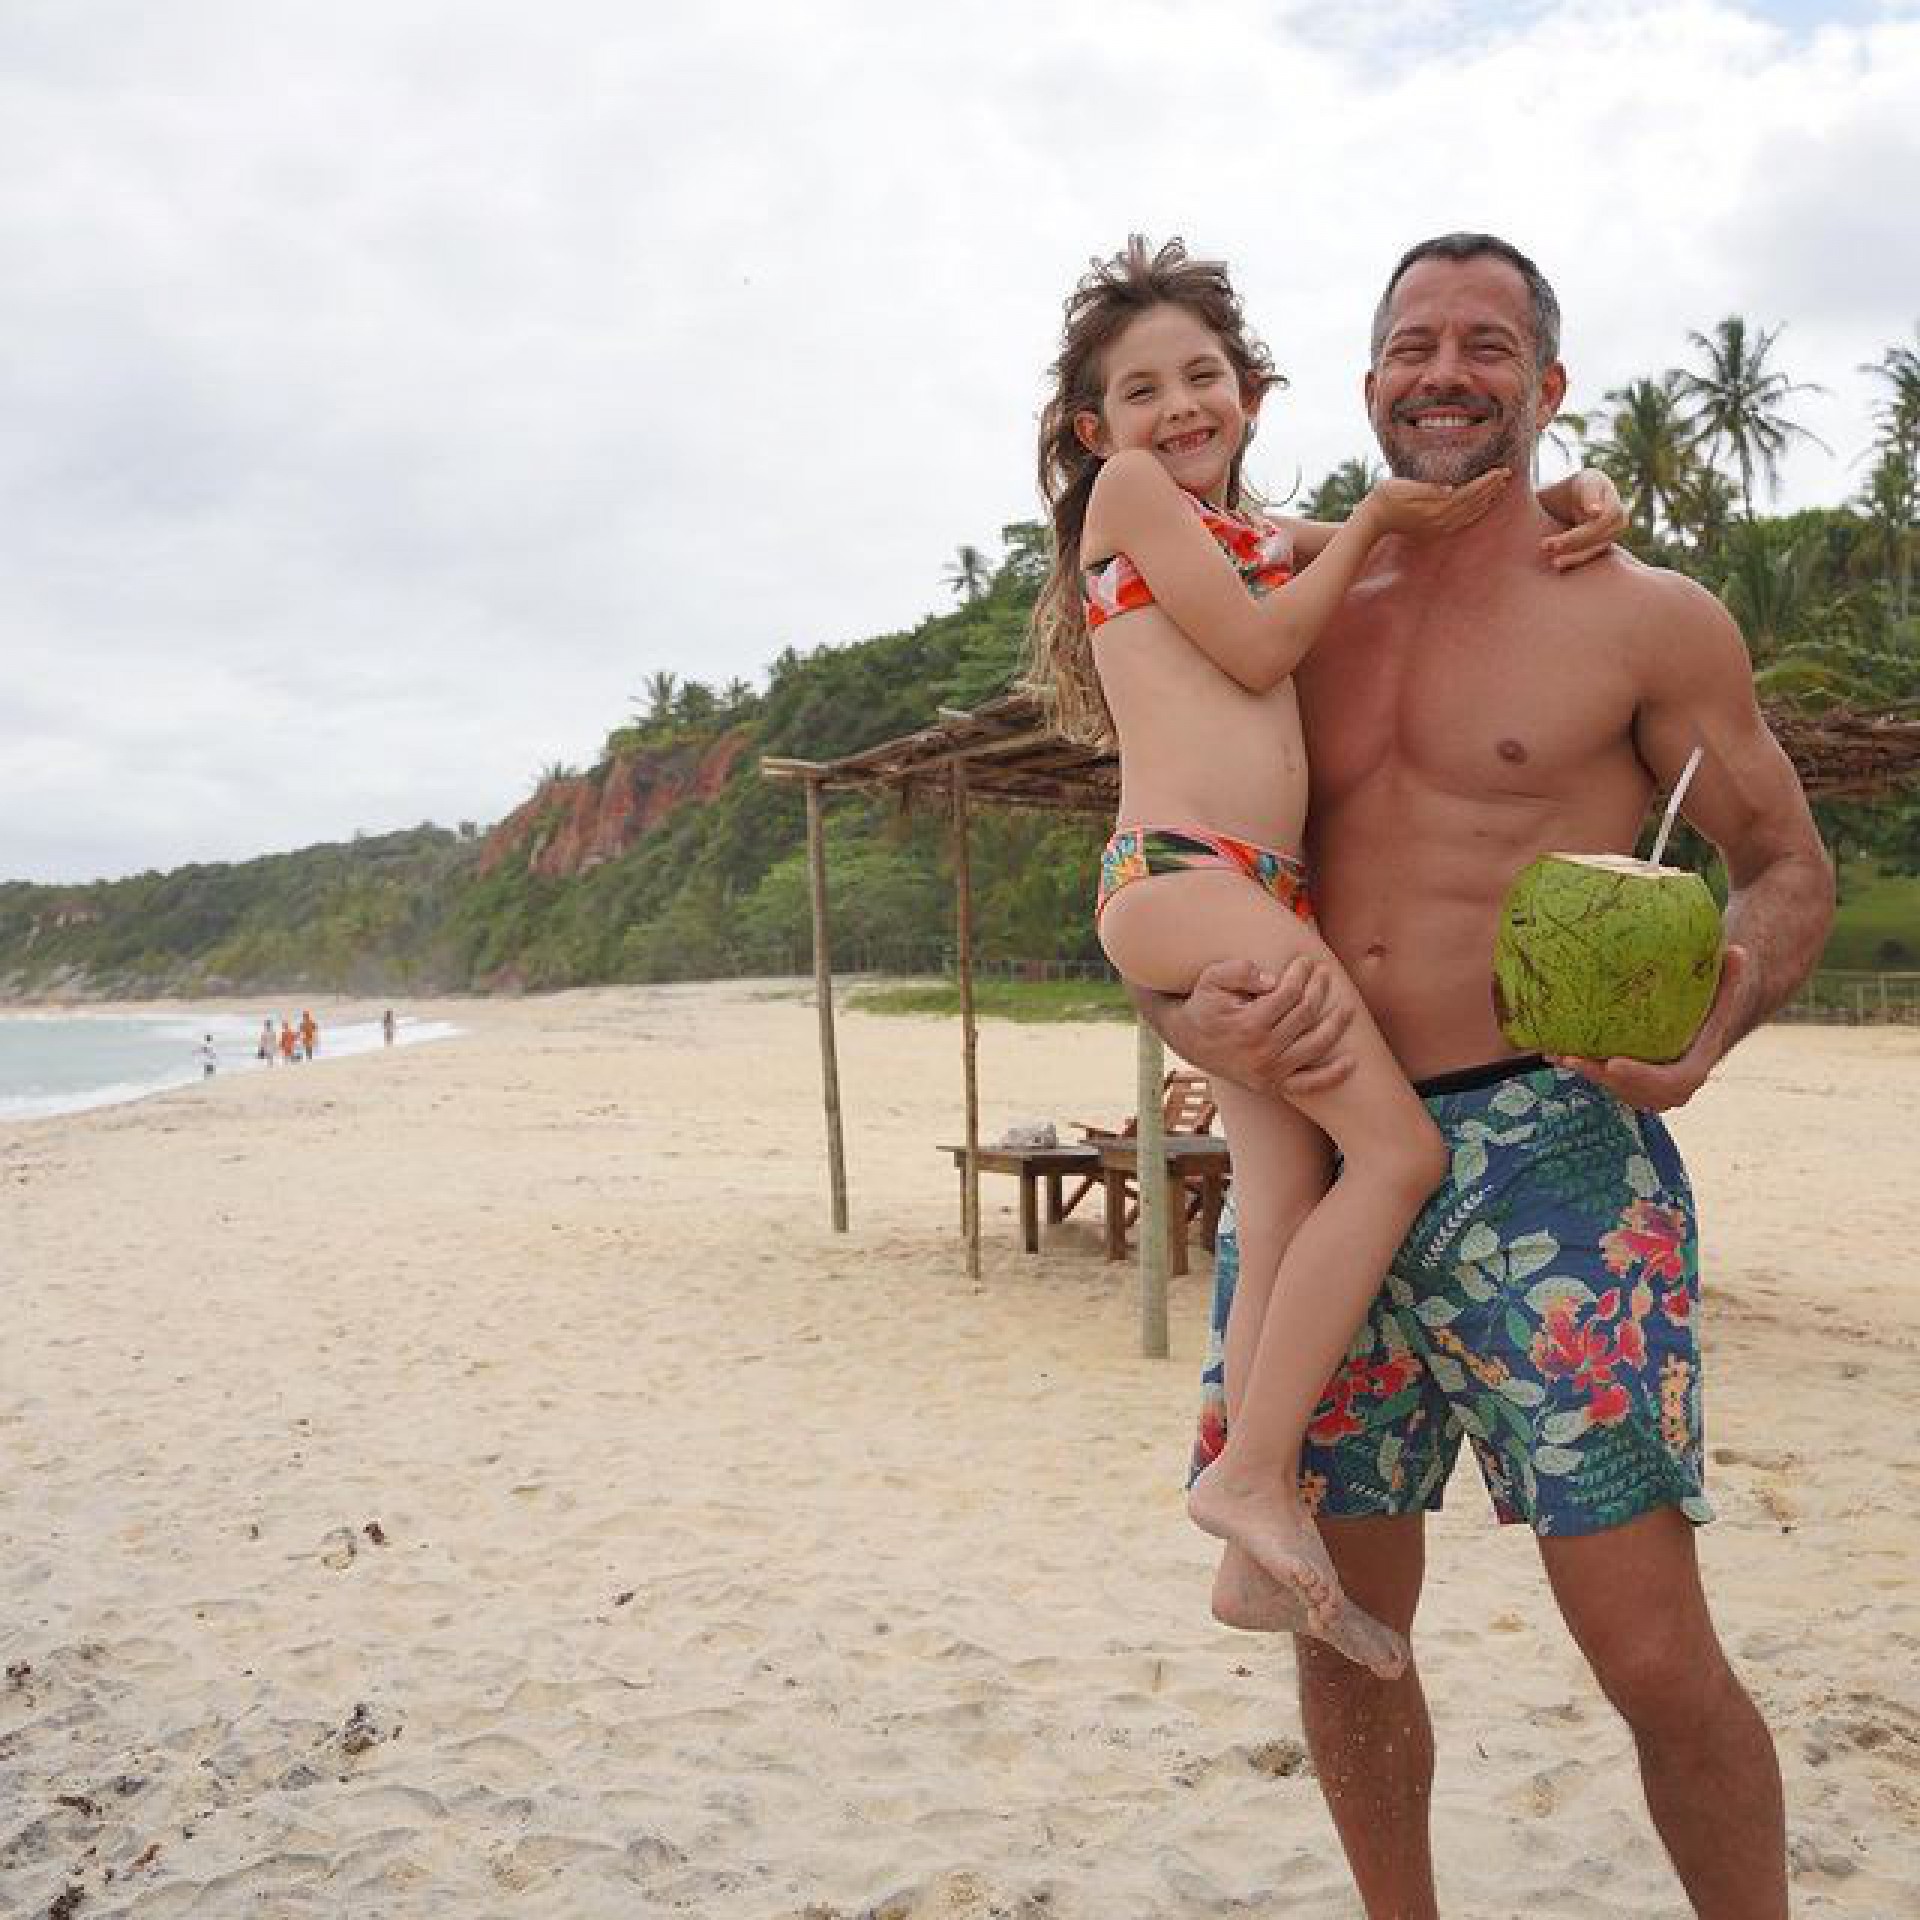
[{"xmin": 2, "ymin": 312, "xmax": 1914, "ymax": 998}]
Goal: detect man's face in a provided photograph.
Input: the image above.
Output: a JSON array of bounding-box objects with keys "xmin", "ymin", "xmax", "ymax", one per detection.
[{"xmin": 1365, "ymin": 255, "xmax": 1566, "ymax": 486}]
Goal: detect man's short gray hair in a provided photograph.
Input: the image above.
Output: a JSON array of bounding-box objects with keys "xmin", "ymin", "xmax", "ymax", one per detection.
[{"xmin": 1370, "ymin": 233, "xmax": 1561, "ymax": 371}]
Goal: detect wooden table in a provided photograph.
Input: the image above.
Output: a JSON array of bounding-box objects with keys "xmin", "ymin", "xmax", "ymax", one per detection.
[
  {"xmin": 1092, "ymin": 1135, "xmax": 1232, "ymax": 1275},
  {"xmin": 937, "ymin": 1143, "xmax": 1101, "ymax": 1253}
]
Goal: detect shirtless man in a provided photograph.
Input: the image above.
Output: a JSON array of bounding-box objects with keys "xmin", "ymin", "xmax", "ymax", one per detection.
[{"xmin": 1140, "ymin": 234, "xmax": 1833, "ymax": 1919}]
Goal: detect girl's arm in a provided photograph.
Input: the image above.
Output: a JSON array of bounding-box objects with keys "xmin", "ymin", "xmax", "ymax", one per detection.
[
  {"xmin": 1279, "ymin": 467, "xmax": 1626, "ymax": 569},
  {"xmin": 1091, "ymin": 449, "xmax": 1506, "ymax": 693}
]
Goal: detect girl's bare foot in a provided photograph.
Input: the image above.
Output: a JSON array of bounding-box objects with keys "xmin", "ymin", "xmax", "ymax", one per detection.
[
  {"xmin": 1210, "ymin": 1544, "xmax": 1312, "ymax": 1632},
  {"xmin": 1190, "ymin": 1466, "xmax": 1408, "ymax": 1679}
]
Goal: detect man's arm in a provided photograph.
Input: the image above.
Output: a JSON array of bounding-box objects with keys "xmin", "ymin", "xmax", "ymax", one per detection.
[
  {"xmin": 1131, "ymin": 956, "xmax": 1358, "ymax": 1098},
  {"xmin": 1557, "ymin": 574, "xmax": 1835, "ymax": 1110},
  {"xmin": 1280, "ymin": 467, "xmax": 1626, "ymax": 569}
]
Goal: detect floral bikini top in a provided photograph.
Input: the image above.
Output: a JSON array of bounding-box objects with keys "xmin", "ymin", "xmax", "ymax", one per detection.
[{"xmin": 1081, "ymin": 492, "xmax": 1294, "ymax": 631}]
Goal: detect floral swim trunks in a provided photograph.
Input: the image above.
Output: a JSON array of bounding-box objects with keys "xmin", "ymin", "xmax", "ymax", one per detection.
[{"xmin": 1190, "ymin": 1058, "xmax": 1714, "ymax": 1536}]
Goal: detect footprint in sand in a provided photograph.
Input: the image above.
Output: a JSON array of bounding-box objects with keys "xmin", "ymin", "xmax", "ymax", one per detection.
[{"xmin": 1801, "ymin": 1691, "xmax": 1920, "ymax": 1767}]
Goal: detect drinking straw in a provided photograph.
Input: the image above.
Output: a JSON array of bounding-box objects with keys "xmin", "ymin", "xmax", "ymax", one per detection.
[{"xmin": 1649, "ymin": 745, "xmax": 1705, "ymax": 866}]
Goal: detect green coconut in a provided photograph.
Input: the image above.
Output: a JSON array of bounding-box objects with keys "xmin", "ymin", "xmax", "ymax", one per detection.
[{"xmin": 1492, "ymin": 853, "xmax": 1723, "ymax": 1062}]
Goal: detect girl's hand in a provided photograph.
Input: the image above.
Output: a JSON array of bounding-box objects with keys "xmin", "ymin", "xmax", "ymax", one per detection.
[
  {"xmin": 1540, "ymin": 467, "xmax": 1628, "ymax": 571},
  {"xmin": 1362, "ymin": 469, "xmax": 1510, "ymax": 539}
]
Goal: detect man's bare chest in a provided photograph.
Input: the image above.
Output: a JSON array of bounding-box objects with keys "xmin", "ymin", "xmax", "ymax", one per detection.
[{"xmin": 1298, "ymin": 597, "xmax": 1641, "ymax": 801}]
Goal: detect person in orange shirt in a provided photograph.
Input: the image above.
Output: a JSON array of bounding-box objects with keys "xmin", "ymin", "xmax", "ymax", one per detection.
[
  {"xmin": 279, "ymin": 1020, "xmax": 297, "ymax": 1064},
  {"xmin": 299, "ymin": 1010, "xmax": 319, "ymax": 1060}
]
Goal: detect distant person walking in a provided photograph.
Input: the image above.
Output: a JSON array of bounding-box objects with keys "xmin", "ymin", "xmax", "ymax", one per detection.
[
  {"xmin": 299, "ymin": 1010, "xmax": 318, "ymax": 1060},
  {"xmin": 197, "ymin": 1034, "xmax": 217, "ymax": 1080},
  {"xmin": 279, "ymin": 1019, "xmax": 297, "ymax": 1064},
  {"xmin": 381, "ymin": 1008, "xmax": 397, "ymax": 1047},
  {"xmin": 257, "ymin": 1017, "xmax": 275, "ymax": 1064}
]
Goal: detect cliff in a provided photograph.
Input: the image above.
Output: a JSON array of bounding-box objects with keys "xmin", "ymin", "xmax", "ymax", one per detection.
[{"xmin": 477, "ymin": 729, "xmax": 754, "ymax": 880}]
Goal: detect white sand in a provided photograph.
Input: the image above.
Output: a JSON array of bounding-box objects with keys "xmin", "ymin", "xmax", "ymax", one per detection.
[{"xmin": 1, "ymin": 984, "xmax": 1914, "ymax": 1917}]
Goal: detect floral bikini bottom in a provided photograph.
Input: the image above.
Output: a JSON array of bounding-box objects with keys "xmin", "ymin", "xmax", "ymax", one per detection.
[{"xmin": 1096, "ymin": 825, "xmax": 1315, "ymax": 923}]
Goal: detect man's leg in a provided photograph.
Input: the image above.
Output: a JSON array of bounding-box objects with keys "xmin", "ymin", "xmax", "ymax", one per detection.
[
  {"xmin": 1540, "ymin": 1508, "xmax": 1786, "ymax": 1920},
  {"xmin": 1296, "ymin": 1513, "xmax": 1438, "ymax": 1920}
]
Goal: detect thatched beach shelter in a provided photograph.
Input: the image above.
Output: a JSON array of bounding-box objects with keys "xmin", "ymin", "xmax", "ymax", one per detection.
[{"xmin": 764, "ymin": 691, "xmax": 1920, "ymax": 1356}]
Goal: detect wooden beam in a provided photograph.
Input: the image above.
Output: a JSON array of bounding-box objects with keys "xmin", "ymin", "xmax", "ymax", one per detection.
[
  {"xmin": 1136, "ymin": 1019, "xmax": 1169, "ymax": 1358},
  {"xmin": 953, "ymin": 762, "xmax": 982, "ymax": 1282},
  {"xmin": 804, "ymin": 780, "xmax": 849, "ymax": 1233}
]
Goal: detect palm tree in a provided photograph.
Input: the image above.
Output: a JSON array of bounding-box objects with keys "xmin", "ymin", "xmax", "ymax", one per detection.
[
  {"xmin": 944, "ymin": 544, "xmax": 991, "ymax": 603},
  {"xmin": 1674, "ymin": 316, "xmax": 1829, "ymax": 519},
  {"xmin": 1861, "ymin": 325, "xmax": 1920, "ymax": 619},
  {"xmin": 1666, "ymin": 462, "xmax": 1738, "ymax": 567},
  {"xmin": 1718, "ymin": 523, "xmax": 1819, "ymax": 663},
  {"xmin": 1542, "ymin": 408, "xmax": 1589, "ymax": 471},
  {"xmin": 1863, "ymin": 326, "xmax": 1920, "ymax": 449},
  {"xmin": 1583, "ymin": 375, "xmax": 1695, "ymax": 547},
  {"xmin": 636, "ymin": 671, "xmax": 679, "ymax": 724},
  {"xmin": 1855, "ymin": 444, "xmax": 1918, "ymax": 621},
  {"xmin": 1302, "ymin": 457, "xmax": 1379, "ymax": 522}
]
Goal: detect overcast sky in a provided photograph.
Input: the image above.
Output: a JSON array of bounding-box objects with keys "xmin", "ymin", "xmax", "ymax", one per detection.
[{"xmin": 3, "ymin": 0, "xmax": 1915, "ymax": 883}]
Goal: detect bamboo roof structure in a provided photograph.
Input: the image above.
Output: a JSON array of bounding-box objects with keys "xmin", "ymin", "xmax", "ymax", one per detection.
[
  {"xmin": 764, "ymin": 691, "xmax": 1920, "ymax": 807},
  {"xmin": 763, "ymin": 693, "xmax": 1115, "ymax": 812}
]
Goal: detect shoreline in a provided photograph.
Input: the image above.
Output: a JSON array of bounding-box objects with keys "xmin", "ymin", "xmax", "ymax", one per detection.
[{"xmin": 0, "ymin": 1000, "xmax": 466, "ymax": 1123}]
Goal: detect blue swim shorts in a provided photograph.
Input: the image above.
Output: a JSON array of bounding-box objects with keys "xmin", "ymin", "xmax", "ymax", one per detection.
[{"xmin": 1191, "ymin": 1058, "xmax": 1714, "ymax": 1537}]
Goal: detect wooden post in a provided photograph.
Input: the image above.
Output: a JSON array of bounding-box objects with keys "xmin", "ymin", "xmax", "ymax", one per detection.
[
  {"xmin": 952, "ymin": 764, "xmax": 982, "ymax": 1280},
  {"xmin": 1136, "ymin": 1017, "xmax": 1169, "ymax": 1358},
  {"xmin": 804, "ymin": 779, "xmax": 849, "ymax": 1232}
]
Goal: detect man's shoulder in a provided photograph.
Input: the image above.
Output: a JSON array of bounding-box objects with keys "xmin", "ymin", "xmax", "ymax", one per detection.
[
  {"xmin": 1560, "ymin": 548, "xmax": 1743, "ymax": 652},
  {"xmin": 1573, "ymin": 547, "xmax": 1725, "ymax": 616}
]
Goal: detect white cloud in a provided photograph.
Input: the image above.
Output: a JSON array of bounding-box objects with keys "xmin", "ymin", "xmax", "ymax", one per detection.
[{"xmin": 2, "ymin": 0, "xmax": 1914, "ymax": 880}]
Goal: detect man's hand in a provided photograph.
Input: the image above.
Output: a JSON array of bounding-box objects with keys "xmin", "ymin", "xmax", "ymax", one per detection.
[
  {"xmin": 1176, "ymin": 954, "xmax": 1358, "ymax": 1097},
  {"xmin": 1540, "ymin": 468, "xmax": 1627, "ymax": 572},
  {"xmin": 1551, "ymin": 944, "xmax": 1754, "ymax": 1111}
]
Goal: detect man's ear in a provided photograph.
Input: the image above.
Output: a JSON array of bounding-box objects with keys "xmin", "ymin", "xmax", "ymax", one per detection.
[
  {"xmin": 1073, "ymin": 410, "xmax": 1107, "ymax": 458},
  {"xmin": 1363, "ymin": 366, "xmax": 1378, "ymax": 420},
  {"xmin": 1536, "ymin": 360, "xmax": 1568, "ymax": 431}
]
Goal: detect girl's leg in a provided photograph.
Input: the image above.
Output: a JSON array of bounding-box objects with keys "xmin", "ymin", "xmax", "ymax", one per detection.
[
  {"xmin": 1102, "ymin": 873, "xmax": 1445, "ymax": 1677},
  {"xmin": 1203, "ymin": 1083, "xmax": 1335, "ymax": 1641}
]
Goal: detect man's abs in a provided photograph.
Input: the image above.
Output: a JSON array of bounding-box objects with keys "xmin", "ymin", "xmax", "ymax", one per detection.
[{"xmin": 1308, "ymin": 779, "xmax": 1653, "ymax": 1081}]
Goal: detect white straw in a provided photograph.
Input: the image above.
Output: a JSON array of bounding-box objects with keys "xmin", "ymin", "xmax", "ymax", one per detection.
[{"xmin": 1649, "ymin": 745, "xmax": 1705, "ymax": 867}]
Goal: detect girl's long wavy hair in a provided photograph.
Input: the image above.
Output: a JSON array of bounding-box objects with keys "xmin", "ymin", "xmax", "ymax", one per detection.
[{"xmin": 1026, "ymin": 235, "xmax": 1283, "ymax": 744}]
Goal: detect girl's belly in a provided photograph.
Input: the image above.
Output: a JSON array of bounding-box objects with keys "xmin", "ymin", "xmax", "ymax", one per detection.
[{"xmin": 1100, "ymin": 623, "xmax": 1309, "ymax": 849}]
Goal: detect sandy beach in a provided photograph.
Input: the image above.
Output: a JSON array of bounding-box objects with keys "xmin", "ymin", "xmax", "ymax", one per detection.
[{"xmin": 1, "ymin": 982, "xmax": 1915, "ymax": 1917}]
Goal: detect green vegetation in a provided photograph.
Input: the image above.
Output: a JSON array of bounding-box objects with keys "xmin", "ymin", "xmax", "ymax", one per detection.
[
  {"xmin": 849, "ymin": 977, "xmax": 1132, "ymax": 1022},
  {"xmin": 1, "ymin": 312, "xmax": 1914, "ymax": 1001},
  {"xmin": 0, "ymin": 826, "xmax": 476, "ymax": 997},
  {"xmin": 1822, "ymin": 861, "xmax": 1920, "ymax": 970}
]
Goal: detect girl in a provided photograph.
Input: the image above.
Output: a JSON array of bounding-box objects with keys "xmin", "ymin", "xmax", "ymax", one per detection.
[{"xmin": 1030, "ymin": 237, "xmax": 1612, "ymax": 1678}]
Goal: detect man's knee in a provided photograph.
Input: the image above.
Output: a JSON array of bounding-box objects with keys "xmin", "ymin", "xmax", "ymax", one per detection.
[
  {"xmin": 1543, "ymin": 1508, "xmax": 1732, "ymax": 1734},
  {"xmin": 1579, "ymin": 1606, "xmax": 1736, "ymax": 1734}
]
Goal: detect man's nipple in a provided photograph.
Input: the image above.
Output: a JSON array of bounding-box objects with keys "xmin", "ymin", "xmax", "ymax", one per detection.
[{"xmin": 1497, "ymin": 738, "xmax": 1529, "ymax": 764}]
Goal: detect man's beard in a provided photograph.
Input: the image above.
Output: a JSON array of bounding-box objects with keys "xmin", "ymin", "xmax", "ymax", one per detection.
[{"xmin": 1375, "ymin": 386, "xmax": 1536, "ymax": 486}]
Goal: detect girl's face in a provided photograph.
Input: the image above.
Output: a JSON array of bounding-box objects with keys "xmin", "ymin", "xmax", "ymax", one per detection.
[{"xmin": 1074, "ymin": 303, "xmax": 1257, "ymax": 501}]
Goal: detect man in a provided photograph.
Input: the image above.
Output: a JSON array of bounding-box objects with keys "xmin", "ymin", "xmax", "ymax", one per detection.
[{"xmin": 1140, "ymin": 234, "xmax": 1832, "ymax": 1919}]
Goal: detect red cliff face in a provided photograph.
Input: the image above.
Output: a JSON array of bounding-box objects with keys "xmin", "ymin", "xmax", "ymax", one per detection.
[{"xmin": 479, "ymin": 729, "xmax": 752, "ymax": 879}]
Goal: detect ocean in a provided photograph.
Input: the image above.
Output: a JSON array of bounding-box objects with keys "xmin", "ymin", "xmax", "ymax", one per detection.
[{"xmin": 0, "ymin": 1010, "xmax": 459, "ymax": 1121}]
